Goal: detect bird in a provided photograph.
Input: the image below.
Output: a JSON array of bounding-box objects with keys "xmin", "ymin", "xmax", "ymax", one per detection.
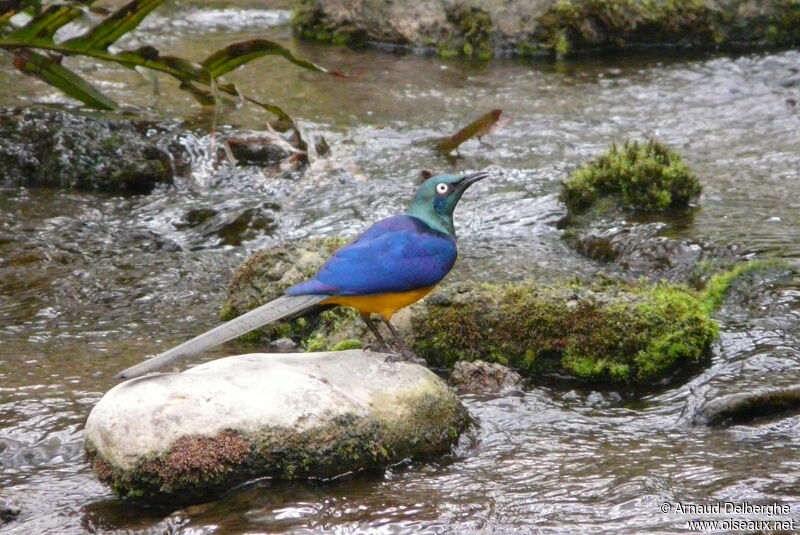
[{"xmin": 115, "ymin": 171, "xmax": 490, "ymax": 379}]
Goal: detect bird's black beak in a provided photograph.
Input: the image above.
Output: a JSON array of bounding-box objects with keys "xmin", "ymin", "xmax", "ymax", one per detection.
[{"xmin": 457, "ymin": 171, "xmax": 490, "ymax": 190}]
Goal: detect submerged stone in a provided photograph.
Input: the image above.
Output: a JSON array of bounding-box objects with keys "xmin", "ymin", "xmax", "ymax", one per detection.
[
  {"xmin": 85, "ymin": 351, "xmax": 468, "ymax": 504},
  {"xmin": 450, "ymin": 360, "xmax": 523, "ymax": 394},
  {"xmin": 693, "ymin": 387, "xmax": 800, "ymax": 427},
  {"xmin": 562, "ymin": 220, "xmax": 745, "ymax": 285},
  {"xmin": 0, "ymin": 493, "xmax": 21, "ymax": 523}
]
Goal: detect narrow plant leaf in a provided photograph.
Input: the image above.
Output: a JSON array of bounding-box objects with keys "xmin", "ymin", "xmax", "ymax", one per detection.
[
  {"xmin": 201, "ymin": 39, "xmax": 344, "ymax": 78},
  {"xmin": 178, "ymin": 80, "xmax": 216, "ymax": 106},
  {"xmin": 6, "ymin": 1, "xmax": 92, "ymax": 43},
  {"xmin": 434, "ymin": 109, "xmax": 507, "ymax": 154},
  {"xmin": 114, "ymin": 45, "xmax": 210, "ymax": 82},
  {"xmin": 12, "ymin": 47, "xmax": 116, "ymax": 109},
  {"xmin": 62, "ymin": 0, "xmax": 165, "ymax": 51}
]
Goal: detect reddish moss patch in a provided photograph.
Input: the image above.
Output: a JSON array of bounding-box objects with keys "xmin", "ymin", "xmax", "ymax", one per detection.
[
  {"xmin": 87, "ymin": 411, "xmax": 467, "ymax": 504},
  {"xmin": 160, "ymin": 430, "xmax": 253, "ymax": 489},
  {"xmin": 91, "ymin": 455, "xmax": 115, "ymax": 483}
]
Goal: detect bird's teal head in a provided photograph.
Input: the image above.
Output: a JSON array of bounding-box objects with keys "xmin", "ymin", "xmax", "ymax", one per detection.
[{"xmin": 406, "ymin": 171, "xmax": 489, "ymax": 236}]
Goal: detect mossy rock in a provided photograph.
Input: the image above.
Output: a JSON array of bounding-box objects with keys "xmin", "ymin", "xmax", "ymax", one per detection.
[
  {"xmin": 442, "ymin": 4, "xmax": 494, "ymax": 59},
  {"xmin": 220, "ymin": 236, "xmax": 363, "ymax": 349},
  {"xmin": 222, "ymin": 239, "xmax": 791, "ymax": 388},
  {"xmin": 560, "ymin": 139, "xmax": 701, "ymax": 216},
  {"xmin": 701, "ymin": 258, "xmax": 796, "ymax": 312},
  {"xmin": 292, "ymin": 0, "xmax": 800, "ymax": 58},
  {"xmin": 0, "ymin": 106, "xmax": 177, "ymax": 193},
  {"xmin": 412, "ymin": 279, "xmax": 718, "ymax": 386},
  {"xmin": 86, "ymin": 352, "xmax": 468, "ymax": 504}
]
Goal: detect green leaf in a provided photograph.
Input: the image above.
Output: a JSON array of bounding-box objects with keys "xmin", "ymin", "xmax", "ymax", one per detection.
[
  {"xmin": 114, "ymin": 45, "xmax": 210, "ymax": 83},
  {"xmin": 201, "ymin": 39, "xmax": 343, "ymax": 79},
  {"xmin": 6, "ymin": 1, "xmax": 93, "ymax": 43},
  {"xmin": 62, "ymin": 0, "xmax": 165, "ymax": 51},
  {"xmin": 12, "ymin": 47, "xmax": 117, "ymax": 109},
  {"xmin": 178, "ymin": 80, "xmax": 216, "ymax": 106}
]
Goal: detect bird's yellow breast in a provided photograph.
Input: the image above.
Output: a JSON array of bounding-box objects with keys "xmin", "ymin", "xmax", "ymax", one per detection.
[{"xmin": 321, "ymin": 286, "xmax": 435, "ymax": 320}]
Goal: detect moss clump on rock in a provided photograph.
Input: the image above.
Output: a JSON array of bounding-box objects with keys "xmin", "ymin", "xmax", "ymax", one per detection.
[
  {"xmin": 291, "ymin": 0, "xmax": 368, "ymax": 46},
  {"xmin": 292, "ymin": 1, "xmax": 800, "ymax": 58},
  {"xmin": 535, "ymin": 0, "xmax": 723, "ymax": 56},
  {"xmin": 220, "ymin": 236, "xmax": 354, "ymax": 346},
  {"xmin": 412, "ymin": 279, "xmax": 718, "ymax": 386},
  {"xmin": 442, "ymin": 5, "xmax": 494, "ymax": 59},
  {"xmin": 701, "ymin": 258, "xmax": 796, "ymax": 311},
  {"xmin": 560, "ymin": 139, "xmax": 701, "ymax": 215}
]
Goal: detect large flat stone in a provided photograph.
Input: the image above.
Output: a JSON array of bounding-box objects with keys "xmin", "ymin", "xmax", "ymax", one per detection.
[{"xmin": 85, "ymin": 351, "xmax": 468, "ymax": 504}]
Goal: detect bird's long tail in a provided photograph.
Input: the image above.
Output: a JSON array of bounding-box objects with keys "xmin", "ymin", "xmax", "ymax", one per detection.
[{"xmin": 115, "ymin": 294, "xmax": 328, "ymax": 379}]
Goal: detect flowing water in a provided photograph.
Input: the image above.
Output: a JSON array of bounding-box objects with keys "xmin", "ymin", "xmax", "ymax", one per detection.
[{"xmin": 1, "ymin": 3, "xmax": 800, "ymax": 534}]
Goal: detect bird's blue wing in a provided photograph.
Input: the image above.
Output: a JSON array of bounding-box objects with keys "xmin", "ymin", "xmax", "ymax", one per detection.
[{"xmin": 287, "ymin": 215, "xmax": 457, "ymax": 296}]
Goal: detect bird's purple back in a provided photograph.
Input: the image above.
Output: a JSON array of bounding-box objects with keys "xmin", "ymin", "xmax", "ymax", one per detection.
[{"xmin": 286, "ymin": 215, "xmax": 457, "ymax": 297}]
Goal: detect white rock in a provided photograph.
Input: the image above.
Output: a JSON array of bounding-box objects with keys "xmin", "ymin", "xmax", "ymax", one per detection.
[{"xmin": 85, "ymin": 350, "xmax": 467, "ymax": 503}]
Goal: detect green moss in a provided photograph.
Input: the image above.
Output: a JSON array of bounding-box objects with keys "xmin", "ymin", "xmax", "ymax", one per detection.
[
  {"xmin": 331, "ymin": 339, "xmax": 362, "ymax": 351},
  {"xmin": 763, "ymin": 1, "xmax": 800, "ymax": 45},
  {"xmin": 516, "ymin": 41, "xmax": 541, "ymax": 57},
  {"xmin": 534, "ymin": 0, "xmax": 800, "ymax": 55},
  {"xmin": 560, "ymin": 139, "xmax": 701, "ymax": 215},
  {"xmin": 438, "ymin": 46, "xmax": 460, "ymax": 58},
  {"xmin": 292, "ymin": 1, "xmax": 366, "ymax": 46},
  {"xmin": 702, "ymin": 259, "xmax": 794, "ymax": 312},
  {"xmin": 412, "ymin": 279, "xmax": 717, "ymax": 386},
  {"xmin": 535, "ymin": 0, "xmax": 722, "ymax": 56},
  {"xmin": 443, "ymin": 5, "xmax": 493, "ymax": 59},
  {"xmin": 554, "ymin": 30, "xmax": 571, "ymax": 57}
]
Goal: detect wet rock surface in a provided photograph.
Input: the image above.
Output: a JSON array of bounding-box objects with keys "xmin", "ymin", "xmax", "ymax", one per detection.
[
  {"xmin": 0, "ymin": 493, "xmax": 21, "ymax": 522},
  {"xmin": 450, "ymin": 360, "xmax": 523, "ymax": 393},
  {"xmin": 563, "ymin": 219, "xmax": 745, "ymax": 284},
  {"xmin": 556, "ymin": 139, "xmax": 746, "ymax": 285},
  {"xmin": 85, "ymin": 351, "xmax": 468, "ymax": 504},
  {"xmin": 693, "ymin": 387, "xmax": 800, "ymax": 426},
  {"xmin": 0, "ymin": 107, "xmax": 299, "ymax": 193},
  {"xmin": 0, "ymin": 107, "xmax": 178, "ymax": 193},
  {"xmin": 293, "ymin": 0, "xmax": 800, "ymax": 57}
]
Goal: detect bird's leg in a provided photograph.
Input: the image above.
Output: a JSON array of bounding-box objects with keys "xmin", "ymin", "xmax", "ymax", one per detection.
[
  {"xmin": 360, "ymin": 313, "xmax": 392, "ymax": 352},
  {"xmin": 382, "ymin": 319, "xmax": 426, "ymax": 365}
]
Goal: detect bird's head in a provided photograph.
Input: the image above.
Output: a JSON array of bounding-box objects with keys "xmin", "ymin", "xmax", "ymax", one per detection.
[{"xmin": 407, "ymin": 171, "xmax": 489, "ymax": 236}]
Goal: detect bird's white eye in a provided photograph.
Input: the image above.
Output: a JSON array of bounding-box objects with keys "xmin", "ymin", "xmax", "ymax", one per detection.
[{"xmin": 435, "ymin": 183, "xmax": 450, "ymax": 195}]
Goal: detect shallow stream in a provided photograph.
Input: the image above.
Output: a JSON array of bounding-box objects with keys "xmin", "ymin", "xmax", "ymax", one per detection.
[{"xmin": 1, "ymin": 4, "xmax": 800, "ymax": 534}]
